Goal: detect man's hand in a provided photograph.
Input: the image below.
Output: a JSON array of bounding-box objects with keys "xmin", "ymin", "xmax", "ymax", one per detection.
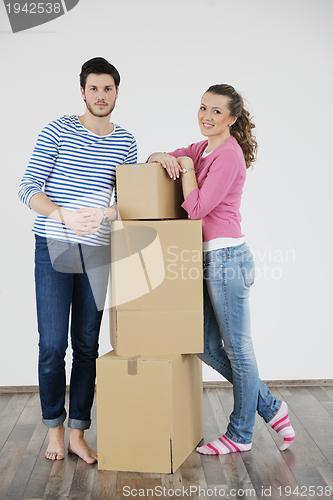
[
  {"xmin": 29, "ymin": 193, "xmax": 117, "ymax": 237},
  {"xmin": 62, "ymin": 208, "xmax": 103, "ymax": 236}
]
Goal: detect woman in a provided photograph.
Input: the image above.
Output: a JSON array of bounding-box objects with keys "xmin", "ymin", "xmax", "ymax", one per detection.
[{"xmin": 148, "ymin": 84, "xmax": 295, "ymax": 455}]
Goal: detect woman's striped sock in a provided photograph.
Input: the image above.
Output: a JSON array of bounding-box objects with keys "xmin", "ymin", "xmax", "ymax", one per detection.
[
  {"xmin": 269, "ymin": 401, "xmax": 295, "ymax": 451},
  {"xmin": 196, "ymin": 434, "xmax": 252, "ymax": 455}
]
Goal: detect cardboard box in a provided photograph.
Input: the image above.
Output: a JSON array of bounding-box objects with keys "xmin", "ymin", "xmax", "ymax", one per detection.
[
  {"xmin": 116, "ymin": 162, "xmax": 187, "ymax": 220},
  {"xmin": 110, "ymin": 219, "xmax": 203, "ymax": 356},
  {"xmin": 96, "ymin": 351, "xmax": 204, "ymax": 473}
]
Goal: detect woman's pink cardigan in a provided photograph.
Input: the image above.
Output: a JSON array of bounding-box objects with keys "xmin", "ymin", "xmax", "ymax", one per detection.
[{"xmin": 168, "ymin": 136, "xmax": 247, "ymax": 242}]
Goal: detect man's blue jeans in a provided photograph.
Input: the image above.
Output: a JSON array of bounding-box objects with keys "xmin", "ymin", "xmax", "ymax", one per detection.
[
  {"xmin": 198, "ymin": 243, "xmax": 281, "ymax": 444},
  {"xmin": 34, "ymin": 235, "xmax": 110, "ymax": 430}
]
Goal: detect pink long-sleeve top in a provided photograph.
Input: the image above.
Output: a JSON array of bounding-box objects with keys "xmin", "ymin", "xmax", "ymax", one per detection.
[{"xmin": 168, "ymin": 136, "xmax": 246, "ymax": 242}]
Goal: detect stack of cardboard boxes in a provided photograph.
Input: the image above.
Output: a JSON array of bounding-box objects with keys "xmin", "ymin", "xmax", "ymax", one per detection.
[{"xmin": 96, "ymin": 163, "xmax": 204, "ymax": 474}]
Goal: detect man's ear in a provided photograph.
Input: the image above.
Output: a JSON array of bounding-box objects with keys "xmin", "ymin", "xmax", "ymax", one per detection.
[{"xmin": 80, "ymin": 86, "xmax": 86, "ymax": 101}]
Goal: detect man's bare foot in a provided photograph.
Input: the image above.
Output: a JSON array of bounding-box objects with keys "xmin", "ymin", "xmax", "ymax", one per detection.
[
  {"xmin": 68, "ymin": 429, "xmax": 97, "ymax": 464},
  {"xmin": 45, "ymin": 424, "xmax": 65, "ymax": 461}
]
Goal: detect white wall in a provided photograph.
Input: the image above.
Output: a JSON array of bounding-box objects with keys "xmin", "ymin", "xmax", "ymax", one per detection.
[{"xmin": 1, "ymin": 0, "xmax": 332, "ymax": 386}]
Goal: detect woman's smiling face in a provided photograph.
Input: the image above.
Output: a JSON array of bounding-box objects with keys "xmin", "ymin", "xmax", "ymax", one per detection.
[{"xmin": 198, "ymin": 92, "xmax": 237, "ymax": 143}]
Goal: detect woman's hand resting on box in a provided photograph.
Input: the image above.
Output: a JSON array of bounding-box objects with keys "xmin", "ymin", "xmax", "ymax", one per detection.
[{"xmin": 148, "ymin": 152, "xmax": 181, "ymax": 180}]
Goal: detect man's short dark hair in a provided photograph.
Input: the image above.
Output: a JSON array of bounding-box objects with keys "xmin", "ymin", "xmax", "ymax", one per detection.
[{"xmin": 80, "ymin": 57, "xmax": 121, "ymax": 90}]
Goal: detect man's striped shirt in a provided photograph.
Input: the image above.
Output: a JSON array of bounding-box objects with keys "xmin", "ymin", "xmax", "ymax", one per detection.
[{"xmin": 19, "ymin": 115, "xmax": 137, "ymax": 246}]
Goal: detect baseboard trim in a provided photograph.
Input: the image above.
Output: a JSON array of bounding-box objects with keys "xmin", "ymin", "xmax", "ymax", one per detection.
[
  {"xmin": 1, "ymin": 379, "xmax": 333, "ymax": 394},
  {"xmin": 0, "ymin": 386, "xmax": 40, "ymax": 393},
  {"xmin": 203, "ymin": 379, "xmax": 333, "ymax": 388}
]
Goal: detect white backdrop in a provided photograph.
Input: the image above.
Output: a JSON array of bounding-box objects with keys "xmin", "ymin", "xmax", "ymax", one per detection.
[{"xmin": 1, "ymin": 0, "xmax": 332, "ymax": 386}]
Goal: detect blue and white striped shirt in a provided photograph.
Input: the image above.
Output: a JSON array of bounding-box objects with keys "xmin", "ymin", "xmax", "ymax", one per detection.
[{"xmin": 19, "ymin": 115, "xmax": 137, "ymax": 246}]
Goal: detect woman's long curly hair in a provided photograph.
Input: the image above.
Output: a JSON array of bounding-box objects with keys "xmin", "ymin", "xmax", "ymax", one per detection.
[{"xmin": 206, "ymin": 84, "xmax": 258, "ymax": 169}]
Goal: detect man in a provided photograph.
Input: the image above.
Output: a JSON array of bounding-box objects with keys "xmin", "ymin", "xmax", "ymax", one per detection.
[{"xmin": 18, "ymin": 57, "xmax": 137, "ymax": 463}]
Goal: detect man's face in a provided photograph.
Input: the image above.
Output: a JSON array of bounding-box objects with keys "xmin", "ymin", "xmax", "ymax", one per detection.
[{"xmin": 81, "ymin": 73, "xmax": 119, "ymax": 118}]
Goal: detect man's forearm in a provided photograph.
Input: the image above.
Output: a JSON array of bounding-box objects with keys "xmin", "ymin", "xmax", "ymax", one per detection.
[
  {"xmin": 29, "ymin": 192, "xmax": 118, "ymax": 236},
  {"xmin": 105, "ymin": 204, "xmax": 117, "ymax": 221},
  {"xmin": 29, "ymin": 192, "xmax": 67, "ymax": 223}
]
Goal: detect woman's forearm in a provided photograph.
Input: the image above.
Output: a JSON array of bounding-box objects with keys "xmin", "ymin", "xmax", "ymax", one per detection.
[
  {"xmin": 147, "ymin": 152, "xmax": 162, "ymax": 163},
  {"xmin": 177, "ymin": 157, "xmax": 198, "ymax": 199},
  {"xmin": 149, "ymin": 153, "xmax": 198, "ymax": 197}
]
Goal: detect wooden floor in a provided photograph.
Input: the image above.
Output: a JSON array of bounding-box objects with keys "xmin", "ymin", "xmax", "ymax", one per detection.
[{"xmin": 0, "ymin": 386, "xmax": 333, "ymax": 500}]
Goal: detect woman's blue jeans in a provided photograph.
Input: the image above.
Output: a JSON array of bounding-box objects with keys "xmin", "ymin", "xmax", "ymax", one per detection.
[
  {"xmin": 198, "ymin": 243, "xmax": 281, "ymax": 444},
  {"xmin": 34, "ymin": 235, "xmax": 110, "ymax": 430}
]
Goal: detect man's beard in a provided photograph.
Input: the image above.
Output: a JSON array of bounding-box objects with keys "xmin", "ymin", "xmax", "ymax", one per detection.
[{"xmin": 85, "ymin": 100, "xmax": 115, "ymax": 118}]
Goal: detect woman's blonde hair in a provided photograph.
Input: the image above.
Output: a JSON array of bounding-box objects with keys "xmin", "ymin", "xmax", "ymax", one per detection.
[{"xmin": 206, "ymin": 84, "xmax": 258, "ymax": 169}]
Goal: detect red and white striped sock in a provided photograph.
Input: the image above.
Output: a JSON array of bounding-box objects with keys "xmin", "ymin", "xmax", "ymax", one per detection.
[
  {"xmin": 196, "ymin": 435, "xmax": 252, "ymax": 455},
  {"xmin": 269, "ymin": 401, "xmax": 295, "ymax": 451}
]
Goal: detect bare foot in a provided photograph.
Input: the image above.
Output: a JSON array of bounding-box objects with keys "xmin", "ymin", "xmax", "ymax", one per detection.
[
  {"xmin": 68, "ymin": 429, "xmax": 97, "ymax": 464},
  {"xmin": 45, "ymin": 424, "xmax": 65, "ymax": 461}
]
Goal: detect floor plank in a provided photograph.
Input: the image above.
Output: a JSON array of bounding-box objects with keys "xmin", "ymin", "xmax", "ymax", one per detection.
[
  {"xmin": 116, "ymin": 475, "xmax": 162, "ymax": 500},
  {"xmin": 0, "ymin": 394, "xmax": 14, "ymax": 416},
  {"xmin": 42, "ymin": 454, "xmax": 77, "ymax": 500},
  {"xmin": 0, "ymin": 441, "xmax": 30, "ymax": 499},
  {"xmin": 69, "ymin": 456, "xmax": 96, "ymax": 500},
  {"xmin": 90, "ymin": 470, "xmax": 117, "ymax": 500},
  {"xmin": 243, "ymin": 414, "xmax": 301, "ymax": 500},
  {"xmin": 309, "ymin": 386, "xmax": 333, "ymax": 417},
  {"xmin": 317, "ymin": 464, "xmax": 333, "ymax": 491},
  {"xmin": 160, "ymin": 467, "xmax": 184, "ymax": 499},
  {"xmin": 292, "ymin": 467, "xmax": 333, "ymax": 499},
  {"xmin": 179, "ymin": 451, "xmax": 207, "ymax": 500},
  {"xmin": 23, "ymin": 421, "xmax": 48, "ymax": 460},
  {"xmin": 22, "ymin": 438, "xmax": 55, "ymax": 499},
  {"xmin": 17, "ymin": 393, "xmax": 42, "ymax": 425},
  {"xmin": 283, "ymin": 387, "xmax": 333, "ymax": 466},
  {"xmin": 4, "ymin": 457, "xmax": 37, "ymax": 500},
  {"xmin": 265, "ymin": 388, "xmax": 330, "ymax": 470},
  {"xmin": 0, "ymin": 394, "xmax": 32, "ymax": 451},
  {"xmin": 201, "ymin": 389, "xmax": 234, "ymax": 487}
]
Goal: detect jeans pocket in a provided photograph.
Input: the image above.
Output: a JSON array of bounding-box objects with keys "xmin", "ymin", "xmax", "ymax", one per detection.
[
  {"xmin": 238, "ymin": 257, "xmax": 255, "ymax": 287},
  {"xmin": 203, "ymin": 262, "xmax": 223, "ymax": 281},
  {"xmin": 35, "ymin": 235, "xmax": 55, "ymax": 251}
]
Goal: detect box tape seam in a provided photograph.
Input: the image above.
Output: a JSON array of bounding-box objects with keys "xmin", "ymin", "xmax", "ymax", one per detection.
[{"xmin": 128, "ymin": 357, "xmax": 138, "ymax": 375}]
